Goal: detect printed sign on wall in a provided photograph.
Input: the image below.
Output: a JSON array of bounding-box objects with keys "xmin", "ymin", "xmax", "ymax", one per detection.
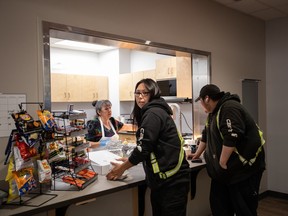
[{"xmin": 0, "ymin": 94, "xmax": 26, "ymax": 137}]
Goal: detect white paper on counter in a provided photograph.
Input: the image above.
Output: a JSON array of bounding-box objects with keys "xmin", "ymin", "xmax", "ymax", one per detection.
[
  {"xmin": 89, "ymin": 150, "xmax": 128, "ymax": 178},
  {"xmin": 89, "ymin": 150, "xmax": 123, "ymax": 166}
]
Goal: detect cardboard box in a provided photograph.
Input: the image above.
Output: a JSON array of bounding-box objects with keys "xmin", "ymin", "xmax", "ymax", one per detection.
[{"xmin": 89, "ymin": 150, "xmax": 122, "ymax": 175}]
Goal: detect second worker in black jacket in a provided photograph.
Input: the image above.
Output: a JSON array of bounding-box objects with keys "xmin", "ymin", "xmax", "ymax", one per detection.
[
  {"xmin": 189, "ymin": 84, "xmax": 265, "ymax": 216},
  {"xmin": 106, "ymin": 78, "xmax": 190, "ymax": 216}
]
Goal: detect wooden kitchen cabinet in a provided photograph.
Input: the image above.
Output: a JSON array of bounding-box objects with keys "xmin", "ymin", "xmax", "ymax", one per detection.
[
  {"xmin": 156, "ymin": 57, "xmax": 192, "ymax": 98},
  {"xmin": 119, "ymin": 71, "xmax": 145, "ymax": 101},
  {"xmin": 66, "ymin": 74, "xmax": 83, "ymax": 101},
  {"xmin": 51, "ymin": 73, "xmax": 82, "ymax": 102},
  {"xmin": 143, "ymin": 69, "xmax": 156, "ymax": 80},
  {"xmin": 155, "ymin": 57, "xmax": 177, "ymax": 80},
  {"xmin": 175, "ymin": 57, "xmax": 192, "ymax": 98},
  {"xmin": 81, "ymin": 75, "xmax": 108, "ymax": 102},
  {"xmin": 51, "ymin": 73, "xmax": 67, "ymax": 102},
  {"xmin": 119, "ymin": 73, "xmax": 134, "ymax": 101},
  {"xmin": 51, "ymin": 73, "xmax": 108, "ymax": 102}
]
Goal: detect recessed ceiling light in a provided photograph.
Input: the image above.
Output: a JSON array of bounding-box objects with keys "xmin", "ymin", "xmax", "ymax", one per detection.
[{"xmin": 54, "ymin": 40, "xmax": 114, "ymax": 52}]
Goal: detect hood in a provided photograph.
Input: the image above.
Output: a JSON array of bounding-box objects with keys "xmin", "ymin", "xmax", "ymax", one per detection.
[
  {"xmin": 141, "ymin": 97, "xmax": 173, "ymax": 116},
  {"xmin": 213, "ymin": 92, "xmax": 241, "ymax": 113}
]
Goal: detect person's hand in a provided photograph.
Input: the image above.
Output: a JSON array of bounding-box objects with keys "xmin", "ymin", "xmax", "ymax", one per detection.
[
  {"xmin": 116, "ymin": 157, "xmax": 128, "ymax": 162},
  {"xmin": 106, "ymin": 161, "xmax": 125, "ymax": 180},
  {"xmin": 219, "ymin": 162, "xmax": 227, "ymax": 170},
  {"xmin": 186, "ymin": 153, "xmax": 199, "ymax": 160},
  {"xmin": 89, "ymin": 141, "xmax": 100, "ymax": 148}
]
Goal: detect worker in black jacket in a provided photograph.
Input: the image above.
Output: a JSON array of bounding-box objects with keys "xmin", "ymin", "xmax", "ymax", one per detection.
[
  {"xmin": 107, "ymin": 78, "xmax": 190, "ymax": 216},
  {"xmin": 189, "ymin": 84, "xmax": 266, "ymax": 216}
]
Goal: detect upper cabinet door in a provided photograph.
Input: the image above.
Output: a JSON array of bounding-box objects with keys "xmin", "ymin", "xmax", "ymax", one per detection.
[
  {"xmin": 51, "ymin": 73, "xmax": 68, "ymax": 102},
  {"xmin": 66, "ymin": 74, "xmax": 83, "ymax": 102},
  {"xmin": 81, "ymin": 75, "xmax": 109, "ymax": 102},
  {"xmin": 176, "ymin": 57, "xmax": 192, "ymax": 98},
  {"xmin": 51, "ymin": 73, "xmax": 108, "ymax": 102},
  {"xmin": 143, "ymin": 69, "xmax": 156, "ymax": 81},
  {"xmin": 51, "ymin": 73, "xmax": 82, "ymax": 102},
  {"xmin": 119, "ymin": 73, "xmax": 134, "ymax": 101},
  {"xmin": 95, "ymin": 76, "xmax": 109, "ymax": 100},
  {"xmin": 155, "ymin": 57, "xmax": 177, "ymax": 80},
  {"xmin": 81, "ymin": 75, "xmax": 97, "ymax": 102},
  {"xmin": 119, "ymin": 71, "xmax": 146, "ymax": 101}
]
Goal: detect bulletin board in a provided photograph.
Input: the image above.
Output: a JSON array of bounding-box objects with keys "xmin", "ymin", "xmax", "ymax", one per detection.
[{"xmin": 0, "ymin": 94, "xmax": 26, "ymax": 137}]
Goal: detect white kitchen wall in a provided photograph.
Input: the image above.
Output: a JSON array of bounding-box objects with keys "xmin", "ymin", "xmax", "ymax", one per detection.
[
  {"xmin": 130, "ymin": 50, "xmax": 166, "ymax": 72},
  {"xmin": 50, "ymin": 48, "xmax": 100, "ymax": 74}
]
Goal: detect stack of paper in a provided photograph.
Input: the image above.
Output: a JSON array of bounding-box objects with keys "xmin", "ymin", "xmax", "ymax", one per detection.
[{"xmin": 89, "ymin": 150, "xmax": 123, "ymax": 175}]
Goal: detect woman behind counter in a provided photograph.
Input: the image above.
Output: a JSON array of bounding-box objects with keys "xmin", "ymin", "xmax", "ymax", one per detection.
[{"xmin": 85, "ymin": 100, "xmax": 124, "ymax": 148}]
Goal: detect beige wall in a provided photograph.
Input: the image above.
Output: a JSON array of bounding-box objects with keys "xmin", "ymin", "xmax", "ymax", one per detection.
[
  {"xmin": 266, "ymin": 18, "xmax": 288, "ymax": 194},
  {"xmin": 0, "ymin": 0, "xmax": 267, "ymax": 190}
]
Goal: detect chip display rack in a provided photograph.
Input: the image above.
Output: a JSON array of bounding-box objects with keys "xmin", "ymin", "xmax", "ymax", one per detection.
[
  {"xmin": 3, "ymin": 102, "xmax": 57, "ymax": 207},
  {"xmin": 50, "ymin": 110, "xmax": 98, "ymax": 191}
]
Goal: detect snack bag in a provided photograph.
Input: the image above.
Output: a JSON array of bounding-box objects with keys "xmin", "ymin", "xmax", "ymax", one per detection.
[
  {"xmin": 12, "ymin": 167, "xmax": 37, "ymax": 196},
  {"xmin": 21, "ymin": 132, "xmax": 40, "ymax": 147},
  {"xmin": 62, "ymin": 176, "xmax": 85, "ymax": 188},
  {"xmin": 15, "ymin": 135, "xmax": 37, "ymax": 160},
  {"xmin": 46, "ymin": 141, "xmax": 66, "ymax": 163},
  {"xmin": 11, "ymin": 112, "xmax": 42, "ymax": 134},
  {"xmin": 37, "ymin": 110, "xmax": 57, "ymax": 131},
  {"xmin": 5, "ymin": 157, "xmax": 19, "ymax": 203},
  {"xmin": 37, "ymin": 159, "xmax": 52, "ymax": 183},
  {"xmin": 13, "ymin": 146, "xmax": 34, "ymax": 171}
]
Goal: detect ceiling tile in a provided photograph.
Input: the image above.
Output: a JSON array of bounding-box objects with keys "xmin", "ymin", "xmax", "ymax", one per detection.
[
  {"xmin": 211, "ymin": 0, "xmax": 288, "ymax": 20},
  {"xmin": 273, "ymin": 4, "xmax": 288, "ymax": 14},
  {"xmin": 227, "ymin": 0, "xmax": 269, "ymax": 13},
  {"xmin": 252, "ymin": 8, "xmax": 287, "ymax": 20},
  {"xmin": 213, "ymin": 0, "xmax": 237, "ymax": 5},
  {"xmin": 258, "ymin": 0, "xmax": 288, "ymax": 7}
]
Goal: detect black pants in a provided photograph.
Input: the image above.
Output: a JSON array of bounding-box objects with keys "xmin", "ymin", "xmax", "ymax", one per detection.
[
  {"xmin": 150, "ymin": 182, "xmax": 189, "ymax": 216},
  {"xmin": 138, "ymin": 184, "xmax": 147, "ymax": 216},
  {"xmin": 210, "ymin": 170, "xmax": 263, "ymax": 216}
]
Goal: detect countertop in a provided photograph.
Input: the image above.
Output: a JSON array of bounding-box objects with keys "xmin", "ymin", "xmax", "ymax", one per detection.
[{"xmin": 0, "ymin": 160, "xmax": 205, "ymax": 216}]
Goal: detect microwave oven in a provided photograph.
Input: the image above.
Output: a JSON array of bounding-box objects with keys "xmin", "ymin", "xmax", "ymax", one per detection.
[{"xmin": 157, "ymin": 79, "xmax": 177, "ymax": 97}]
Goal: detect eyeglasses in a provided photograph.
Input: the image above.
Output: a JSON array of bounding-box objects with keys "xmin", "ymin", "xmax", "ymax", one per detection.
[{"xmin": 134, "ymin": 91, "xmax": 150, "ymax": 97}]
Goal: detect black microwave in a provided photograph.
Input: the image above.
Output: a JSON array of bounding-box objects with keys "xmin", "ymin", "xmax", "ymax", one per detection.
[{"xmin": 157, "ymin": 79, "xmax": 177, "ymax": 97}]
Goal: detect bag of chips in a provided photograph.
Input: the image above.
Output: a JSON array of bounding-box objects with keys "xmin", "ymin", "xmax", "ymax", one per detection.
[
  {"xmin": 37, "ymin": 110, "xmax": 57, "ymax": 131},
  {"xmin": 12, "ymin": 167, "xmax": 37, "ymax": 196},
  {"xmin": 37, "ymin": 159, "xmax": 52, "ymax": 183},
  {"xmin": 11, "ymin": 112, "xmax": 42, "ymax": 134}
]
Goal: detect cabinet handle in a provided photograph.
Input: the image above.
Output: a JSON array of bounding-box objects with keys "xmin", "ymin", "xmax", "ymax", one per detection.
[
  {"xmin": 96, "ymin": 92, "xmax": 98, "ymax": 99},
  {"xmin": 68, "ymin": 92, "xmax": 70, "ymax": 99},
  {"xmin": 64, "ymin": 92, "xmax": 67, "ymax": 98}
]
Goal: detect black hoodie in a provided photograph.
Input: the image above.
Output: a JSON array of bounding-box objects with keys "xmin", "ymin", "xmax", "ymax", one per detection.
[
  {"xmin": 202, "ymin": 93, "xmax": 265, "ymax": 184},
  {"xmin": 128, "ymin": 98, "xmax": 190, "ymax": 190}
]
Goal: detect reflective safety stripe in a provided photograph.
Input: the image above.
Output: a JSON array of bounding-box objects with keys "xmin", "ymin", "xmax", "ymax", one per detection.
[
  {"xmin": 150, "ymin": 132, "xmax": 185, "ymax": 179},
  {"xmin": 216, "ymin": 106, "xmax": 265, "ymax": 166}
]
